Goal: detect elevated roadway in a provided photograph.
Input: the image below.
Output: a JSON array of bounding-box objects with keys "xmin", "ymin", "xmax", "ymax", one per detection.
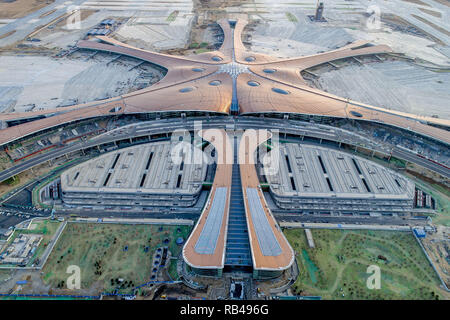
[
  {"xmin": 239, "ymin": 129, "xmax": 294, "ymax": 271},
  {"xmin": 183, "ymin": 129, "xmax": 232, "ymax": 270},
  {"xmin": 0, "ymin": 117, "xmax": 448, "ymax": 185}
]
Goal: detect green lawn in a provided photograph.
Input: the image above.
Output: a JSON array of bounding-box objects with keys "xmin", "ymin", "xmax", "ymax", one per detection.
[
  {"xmin": 189, "ymin": 42, "xmax": 199, "ymax": 49},
  {"xmin": 1, "ymin": 176, "xmax": 20, "ymax": 186},
  {"xmin": 286, "ymin": 12, "xmax": 298, "ymax": 23},
  {"xmin": 168, "ymin": 259, "xmax": 179, "ymax": 281},
  {"xmin": 195, "ymin": 48, "xmax": 209, "ymax": 54},
  {"xmin": 285, "ymin": 228, "xmax": 447, "ymax": 300},
  {"xmin": 42, "ymin": 223, "xmax": 191, "ymax": 293}
]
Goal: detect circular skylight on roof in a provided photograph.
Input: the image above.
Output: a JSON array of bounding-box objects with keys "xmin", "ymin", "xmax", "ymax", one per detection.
[
  {"xmin": 272, "ymin": 87, "xmax": 289, "ymax": 95},
  {"xmin": 247, "ymin": 80, "xmax": 260, "ymax": 87},
  {"xmin": 211, "ymin": 56, "xmax": 223, "ymax": 61},
  {"xmin": 179, "ymin": 87, "xmax": 195, "ymax": 93},
  {"xmin": 263, "ymin": 68, "xmax": 276, "ymax": 74},
  {"xmin": 245, "ymin": 56, "xmax": 256, "ymax": 62},
  {"xmin": 192, "ymin": 67, "xmax": 205, "ymax": 72},
  {"xmin": 209, "ymin": 80, "xmax": 222, "ymax": 86},
  {"xmin": 350, "ymin": 110, "xmax": 363, "ymax": 118}
]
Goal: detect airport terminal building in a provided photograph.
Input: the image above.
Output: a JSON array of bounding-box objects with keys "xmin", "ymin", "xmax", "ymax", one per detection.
[
  {"xmin": 61, "ymin": 142, "xmax": 208, "ymax": 210},
  {"xmin": 182, "ymin": 130, "xmax": 295, "ymax": 280},
  {"xmin": 263, "ymin": 144, "xmax": 415, "ymax": 216},
  {"xmin": 1, "ymin": 17, "xmax": 445, "ymax": 285}
]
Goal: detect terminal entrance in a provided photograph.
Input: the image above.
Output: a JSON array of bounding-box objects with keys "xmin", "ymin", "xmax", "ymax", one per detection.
[{"xmin": 224, "ymin": 136, "xmax": 253, "ymax": 273}]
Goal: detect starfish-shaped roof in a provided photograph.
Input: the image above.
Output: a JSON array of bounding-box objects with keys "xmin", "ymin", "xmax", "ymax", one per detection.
[{"xmin": 0, "ymin": 19, "xmax": 448, "ymax": 145}]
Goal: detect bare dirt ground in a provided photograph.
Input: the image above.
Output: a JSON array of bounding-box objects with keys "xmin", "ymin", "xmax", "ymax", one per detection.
[
  {"xmin": 419, "ymin": 7, "xmax": 442, "ymax": 18},
  {"xmin": 411, "ymin": 14, "xmax": 450, "ymax": 37},
  {"xmin": 311, "ymin": 59, "xmax": 450, "ymax": 119},
  {"xmin": 431, "ymin": 0, "xmax": 449, "ymax": 7},
  {"xmin": 402, "ymin": 0, "xmax": 431, "ymax": 7},
  {"xmin": 53, "ymin": 9, "xmax": 98, "ymax": 29},
  {"xmin": 0, "ymin": 0, "xmax": 54, "ymax": 19},
  {"xmin": 0, "ymin": 30, "xmax": 15, "ymax": 40},
  {"xmin": 422, "ymin": 226, "xmax": 450, "ymax": 288}
]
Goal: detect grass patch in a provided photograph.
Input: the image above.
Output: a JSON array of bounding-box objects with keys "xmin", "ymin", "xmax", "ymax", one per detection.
[
  {"xmin": 389, "ymin": 157, "xmax": 406, "ymax": 169},
  {"xmin": 168, "ymin": 259, "xmax": 179, "ymax": 281},
  {"xmin": 42, "ymin": 223, "xmax": 191, "ymax": 293},
  {"xmin": 285, "ymin": 229, "xmax": 446, "ymax": 300},
  {"xmin": 195, "ymin": 48, "xmax": 209, "ymax": 54},
  {"xmin": 286, "ymin": 12, "xmax": 298, "ymax": 23},
  {"xmin": 1, "ymin": 176, "xmax": 19, "ymax": 186}
]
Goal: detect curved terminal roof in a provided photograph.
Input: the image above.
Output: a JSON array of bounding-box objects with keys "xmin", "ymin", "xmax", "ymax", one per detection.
[
  {"xmin": 236, "ymin": 73, "xmax": 450, "ymax": 143},
  {"xmin": 239, "ymin": 130, "xmax": 295, "ymax": 271},
  {"xmin": 183, "ymin": 129, "xmax": 233, "ymax": 269},
  {"xmin": 183, "ymin": 129, "xmax": 295, "ymax": 271},
  {"xmin": 0, "ymin": 19, "xmax": 448, "ymax": 146}
]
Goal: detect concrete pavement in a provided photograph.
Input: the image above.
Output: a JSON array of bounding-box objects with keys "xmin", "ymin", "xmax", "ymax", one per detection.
[
  {"xmin": 0, "ymin": 0, "xmax": 85, "ymax": 46},
  {"xmin": 74, "ymin": 217, "xmax": 193, "ymax": 225},
  {"xmin": 280, "ymin": 221, "xmax": 412, "ymax": 231}
]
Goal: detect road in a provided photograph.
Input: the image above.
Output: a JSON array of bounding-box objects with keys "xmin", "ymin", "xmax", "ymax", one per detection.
[
  {"xmin": 392, "ymin": 148, "xmax": 449, "ymax": 178},
  {"xmin": 72, "ymin": 217, "xmax": 194, "ymax": 225},
  {"xmin": 0, "ymin": 116, "xmax": 446, "ymax": 229},
  {"xmin": 5, "ymin": 204, "xmax": 427, "ymax": 228},
  {"xmin": 0, "ymin": 117, "xmax": 448, "ymax": 184},
  {"xmin": 274, "ymin": 213, "xmax": 429, "ymax": 227},
  {"xmin": 279, "ymin": 221, "xmax": 412, "ymax": 231},
  {"xmin": 0, "ymin": 139, "xmax": 97, "ymax": 182},
  {"xmin": 0, "ymin": 119, "xmax": 213, "ymax": 182},
  {"xmin": 57, "ymin": 209, "xmax": 200, "ymax": 221}
]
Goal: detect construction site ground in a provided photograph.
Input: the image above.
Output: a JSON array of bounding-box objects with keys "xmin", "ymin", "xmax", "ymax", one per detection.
[
  {"xmin": 421, "ymin": 225, "xmax": 450, "ymax": 288},
  {"xmin": 0, "ymin": 53, "xmax": 164, "ymax": 113},
  {"xmin": 0, "ymin": 0, "xmax": 448, "ymax": 118},
  {"xmin": 0, "ymin": 0, "xmax": 54, "ymax": 19}
]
